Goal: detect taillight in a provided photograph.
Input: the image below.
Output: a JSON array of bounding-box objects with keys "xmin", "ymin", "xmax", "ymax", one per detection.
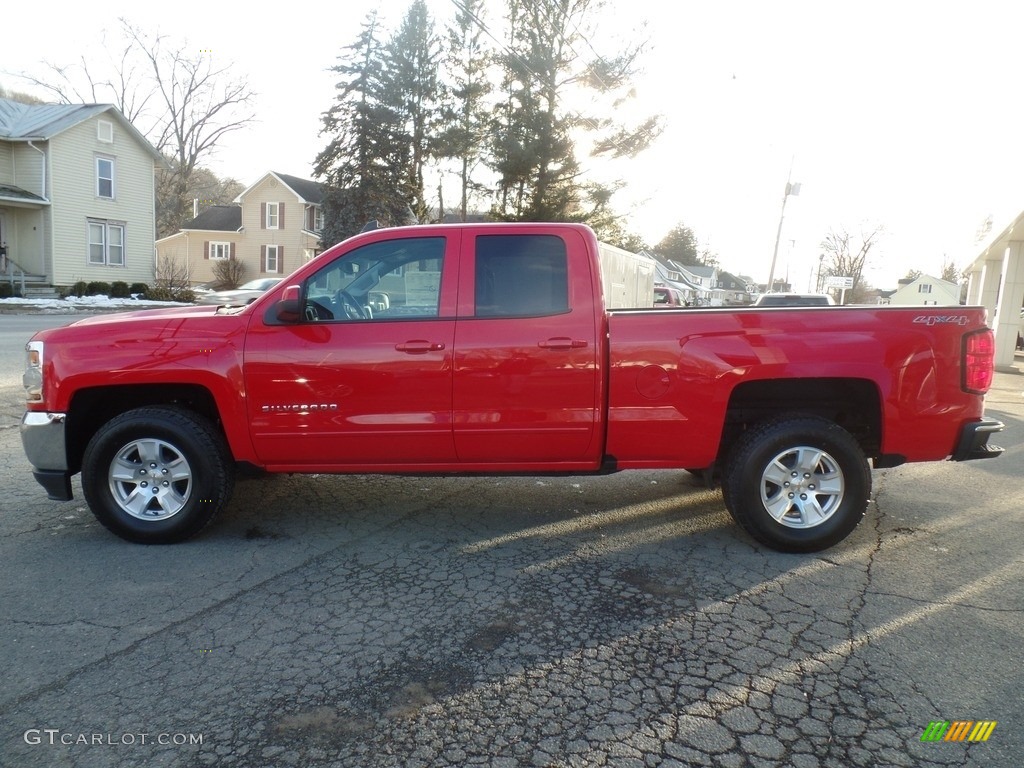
[{"xmin": 962, "ymin": 329, "xmax": 995, "ymax": 394}]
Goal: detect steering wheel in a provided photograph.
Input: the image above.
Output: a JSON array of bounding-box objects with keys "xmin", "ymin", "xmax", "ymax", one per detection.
[
  {"xmin": 335, "ymin": 290, "xmax": 367, "ymax": 320},
  {"xmin": 304, "ymin": 299, "xmax": 334, "ymax": 321}
]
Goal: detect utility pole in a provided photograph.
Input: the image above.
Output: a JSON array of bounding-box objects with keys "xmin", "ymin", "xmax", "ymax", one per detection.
[{"xmin": 767, "ymin": 161, "xmax": 800, "ymax": 293}]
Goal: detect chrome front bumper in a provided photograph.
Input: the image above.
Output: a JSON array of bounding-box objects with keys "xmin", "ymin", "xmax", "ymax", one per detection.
[{"xmin": 21, "ymin": 411, "xmax": 74, "ymax": 501}]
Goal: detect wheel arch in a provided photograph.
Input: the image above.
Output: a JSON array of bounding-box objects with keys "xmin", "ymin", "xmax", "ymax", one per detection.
[
  {"xmin": 66, "ymin": 384, "xmax": 225, "ymax": 475},
  {"xmin": 718, "ymin": 377, "xmax": 882, "ymax": 466}
]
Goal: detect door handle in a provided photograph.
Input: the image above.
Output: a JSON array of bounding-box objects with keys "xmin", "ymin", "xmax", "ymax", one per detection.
[
  {"xmin": 538, "ymin": 337, "xmax": 588, "ymax": 350},
  {"xmin": 395, "ymin": 340, "xmax": 445, "ymax": 354}
]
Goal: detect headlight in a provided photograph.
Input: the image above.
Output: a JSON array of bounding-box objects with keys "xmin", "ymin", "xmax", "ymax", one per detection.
[{"xmin": 24, "ymin": 340, "xmax": 43, "ymax": 403}]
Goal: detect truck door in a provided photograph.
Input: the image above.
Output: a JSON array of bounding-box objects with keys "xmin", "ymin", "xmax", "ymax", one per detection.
[
  {"xmin": 244, "ymin": 233, "xmax": 458, "ymax": 467},
  {"xmin": 452, "ymin": 229, "xmax": 601, "ymax": 466}
]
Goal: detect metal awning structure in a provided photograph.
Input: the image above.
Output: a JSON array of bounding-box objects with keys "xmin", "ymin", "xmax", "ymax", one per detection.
[
  {"xmin": 965, "ymin": 210, "xmax": 1024, "ymax": 372},
  {"xmin": 0, "ymin": 183, "xmax": 49, "ymax": 209}
]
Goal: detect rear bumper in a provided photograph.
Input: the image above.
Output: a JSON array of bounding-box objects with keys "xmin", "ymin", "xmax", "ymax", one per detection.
[{"xmin": 950, "ymin": 417, "xmax": 1005, "ymax": 461}]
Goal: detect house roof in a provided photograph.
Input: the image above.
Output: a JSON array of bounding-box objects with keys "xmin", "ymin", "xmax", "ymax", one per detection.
[
  {"xmin": 181, "ymin": 205, "xmax": 242, "ymax": 232},
  {"xmin": 717, "ymin": 270, "xmax": 746, "ymax": 289},
  {"xmin": 235, "ymin": 171, "xmax": 324, "ymax": 205},
  {"xmin": 893, "ymin": 274, "xmax": 958, "ymax": 292},
  {"xmin": 680, "ymin": 264, "xmax": 716, "ymax": 279},
  {"xmin": 274, "ymin": 172, "xmax": 323, "ymax": 204},
  {"xmin": 643, "ymin": 251, "xmax": 706, "ymax": 292},
  {"xmin": 0, "ymin": 97, "xmax": 163, "ymax": 163}
]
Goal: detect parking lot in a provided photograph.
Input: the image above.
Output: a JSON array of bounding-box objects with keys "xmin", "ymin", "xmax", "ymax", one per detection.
[{"xmin": 1, "ymin": 313, "xmax": 1022, "ymax": 767}]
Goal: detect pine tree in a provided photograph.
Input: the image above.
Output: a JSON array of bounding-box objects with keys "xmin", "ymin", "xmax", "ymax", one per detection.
[
  {"xmin": 436, "ymin": 0, "xmax": 494, "ymax": 221},
  {"xmin": 383, "ymin": 0, "xmax": 443, "ymax": 223},
  {"xmin": 314, "ymin": 12, "xmax": 413, "ymax": 247},
  {"xmin": 488, "ymin": 0, "xmax": 659, "ymax": 225}
]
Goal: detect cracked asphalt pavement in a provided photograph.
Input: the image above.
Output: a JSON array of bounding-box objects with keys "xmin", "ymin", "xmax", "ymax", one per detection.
[{"xmin": 1, "ymin": 314, "xmax": 1022, "ymax": 767}]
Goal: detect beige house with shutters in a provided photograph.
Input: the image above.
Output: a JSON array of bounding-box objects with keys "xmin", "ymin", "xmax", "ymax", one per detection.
[
  {"xmin": 0, "ymin": 98, "xmax": 163, "ymax": 290},
  {"xmin": 156, "ymin": 171, "xmax": 325, "ymax": 286}
]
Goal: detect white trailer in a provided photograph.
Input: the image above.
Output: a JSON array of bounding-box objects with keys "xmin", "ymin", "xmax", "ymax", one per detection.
[{"xmin": 597, "ymin": 242, "xmax": 656, "ymax": 309}]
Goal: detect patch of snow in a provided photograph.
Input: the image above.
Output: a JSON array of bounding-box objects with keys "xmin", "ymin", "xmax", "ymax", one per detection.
[{"xmin": 0, "ymin": 295, "xmax": 190, "ymax": 313}]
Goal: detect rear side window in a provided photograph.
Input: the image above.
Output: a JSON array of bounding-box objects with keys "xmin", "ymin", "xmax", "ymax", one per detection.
[{"xmin": 474, "ymin": 235, "xmax": 569, "ymax": 317}]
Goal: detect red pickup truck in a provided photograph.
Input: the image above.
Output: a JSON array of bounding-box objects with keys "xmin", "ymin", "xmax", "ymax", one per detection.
[{"xmin": 21, "ymin": 222, "xmax": 1003, "ymax": 552}]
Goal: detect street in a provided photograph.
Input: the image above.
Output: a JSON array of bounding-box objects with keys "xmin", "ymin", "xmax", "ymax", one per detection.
[{"xmin": 1, "ymin": 312, "xmax": 1022, "ymax": 768}]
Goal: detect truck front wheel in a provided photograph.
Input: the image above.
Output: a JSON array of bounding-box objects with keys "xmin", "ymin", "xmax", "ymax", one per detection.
[
  {"xmin": 81, "ymin": 407, "xmax": 235, "ymax": 544},
  {"xmin": 722, "ymin": 416, "xmax": 870, "ymax": 553}
]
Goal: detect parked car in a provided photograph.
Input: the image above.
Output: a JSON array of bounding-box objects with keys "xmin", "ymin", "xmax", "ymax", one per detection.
[
  {"xmin": 654, "ymin": 285, "xmax": 687, "ymax": 307},
  {"xmin": 196, "ymin": 278, "xmax": 284, "ymax": 305},
  {"xmin": 753, "ymin": 292, "xmax": 835, "ymax": 307},
  {"xmin": 190, "ymin": 280, "xmax": 227, "ymax": 296}
]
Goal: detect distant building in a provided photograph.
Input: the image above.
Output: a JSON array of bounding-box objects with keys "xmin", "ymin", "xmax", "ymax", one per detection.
[
  {"xmin": 156, "ymin": 171, "xmax": 324, "ymax": 286},
  {"xmin": 715, "ymin": 270, "xmax": 751, "ymax": 306},
  {"xmin": 887, "ymin": 274, "xmax": 960, "ymax": 306},
  {"xmin": 642, "ymin": 250, "xmax": 703, "ymax": 304}
]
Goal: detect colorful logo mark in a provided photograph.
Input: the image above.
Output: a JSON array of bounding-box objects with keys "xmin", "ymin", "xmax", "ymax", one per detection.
[{"xmin": 921, "ymin": 721, "xmax": 997, "ymax": 743}]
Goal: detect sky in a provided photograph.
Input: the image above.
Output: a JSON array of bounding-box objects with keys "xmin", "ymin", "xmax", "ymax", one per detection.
[{"xmin": 4, "ymin": 1, "xmax": 1024, "ymax": 291}]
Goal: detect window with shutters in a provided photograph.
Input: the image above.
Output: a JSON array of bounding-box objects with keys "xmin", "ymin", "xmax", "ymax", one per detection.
[
  {"xmin": 265, "ymin": 245, "xmax": 280, "ymax": 273},
  {"xmin": 210, "ymin": 242, "xmax": 231, "ymax": 260},
  {"xmin": 266, "ymin": 202, "xmax": 280, "ymax": 229}
]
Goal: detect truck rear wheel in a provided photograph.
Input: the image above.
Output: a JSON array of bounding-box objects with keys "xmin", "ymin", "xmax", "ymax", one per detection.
[
  {"xmin": 722, "ymin": 415, "xmax": 870, "ymax": 553},
  {"xmin": 82, "ymin": 407, "xmax": 234, "ymax": 544}
]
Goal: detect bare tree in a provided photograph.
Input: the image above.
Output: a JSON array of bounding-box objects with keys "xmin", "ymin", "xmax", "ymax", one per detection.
[
  {"xmin": 150, "ymin": 255, "xmax": 195, "ymax": 302},
  {"xmin": 0, "ymin": 84, "xmax": 46, "ymax": 105},
  {"xmin": 211, "ymin": 257, "xmax": 246, "ymax": 290},
  {"xmin": 820, "ymin": 225, "xmax": 883, "ymax": 303},
  {"xmin": 11, "ymin": 31, "xmax": 154, "ymax": 125},
  {"xmin": 116, "ymin": 22, "xmax": 255, "ymax": 237}
]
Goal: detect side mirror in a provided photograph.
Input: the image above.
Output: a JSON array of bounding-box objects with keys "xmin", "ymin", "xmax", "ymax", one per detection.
[{"xmin": 275, "ymin": 284, "xmax": 302, "ymax": 323}]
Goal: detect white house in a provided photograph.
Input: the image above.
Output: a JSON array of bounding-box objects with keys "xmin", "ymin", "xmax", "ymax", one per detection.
[
  {"xmin": 886, "ymin": 274, "xmax": 961, "ymax": 306},
  {"xmin": 0, "ymin": 98, "xmax": 163, "ymax": 289}
]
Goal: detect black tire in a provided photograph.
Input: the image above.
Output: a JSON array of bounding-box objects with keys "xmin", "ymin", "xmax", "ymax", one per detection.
[
  {"xmin": 722, "ymin": 415, "xmax": 870, "ymax": 553},
  {"xmin": 81, "ymin": 406, "xmax": 235, "ymax": 544}
]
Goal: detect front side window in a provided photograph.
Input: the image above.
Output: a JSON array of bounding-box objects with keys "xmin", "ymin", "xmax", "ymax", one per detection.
[
  {"xmin": 210, "ymin": 242, "xmax": 231, "ymax": 260},
  {"xmin": 266, "ymin": 202, "xmax": 279, "ymax": 229},
  {"xmin": 474, "ymin": 235, "xmax": 568, "ymax": 317},
  {"xmin": 87, "ymin": 220, "xmax": 126, "ymax": 266},
  {"xmin": 96, "ymin": 157, "xmax": 114, "ymax": 199},
  {"xmin": 302, "ymin": 237, "xmax": 445, "ymax": 322}
]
